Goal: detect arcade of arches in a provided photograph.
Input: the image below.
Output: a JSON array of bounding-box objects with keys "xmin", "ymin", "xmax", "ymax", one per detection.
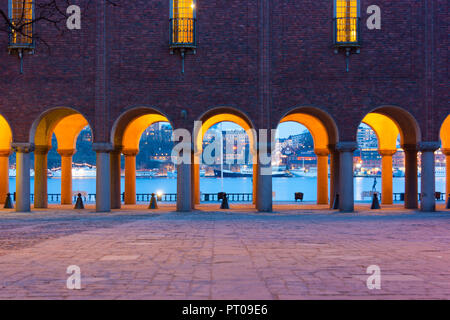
[{"xmin": 0, "ymin": 108, "xmax": 448, "ymax": 213}]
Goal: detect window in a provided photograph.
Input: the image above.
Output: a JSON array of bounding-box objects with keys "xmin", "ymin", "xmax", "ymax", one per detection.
[
  {"xmin": 170, "ymin": 0, "xmax": 196, "ymax": 48},
  {"xmin": 334, "ymin": 0, "xmax": 360, "ymax": 46},
  {"xmin": 8, "ymin": 0, "xmax": 34, "ymax": 49}
]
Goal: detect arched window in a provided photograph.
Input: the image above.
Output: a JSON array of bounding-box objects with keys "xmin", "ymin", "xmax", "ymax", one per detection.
[
  {"xmin": 170, "ymin": 0, "xmax": 197, "ymax": 48},
  {"xmin": 334, "ymin": 0, "xmax": 360, "ymax": 46},
  {"xmin": 8, "ymin": 0, "xmax": 34, "ymax": 49}
]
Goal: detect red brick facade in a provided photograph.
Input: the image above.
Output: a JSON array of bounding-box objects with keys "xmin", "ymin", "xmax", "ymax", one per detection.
[{"xmin": 0, "ymin": 0, "xmax": 448, "ymax": 143}]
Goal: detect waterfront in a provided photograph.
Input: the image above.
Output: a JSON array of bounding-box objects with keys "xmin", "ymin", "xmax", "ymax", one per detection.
[{"xmin": 8, "ymin": 176, "xmax": 447, "ymax": 202}]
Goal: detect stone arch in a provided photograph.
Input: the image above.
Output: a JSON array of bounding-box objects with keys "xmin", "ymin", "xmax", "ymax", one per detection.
[
  {"xmin": 358, "ymin": 106, "xmax": 422, "ymax": 209},
  {"xmin": 0, "ymin": 114, "xmax": 13, "ymax": 204},
  {"xmin": 193, "ymin": 106, "xmax": 258, "ymax": 207},
  {"xmin": 30, "ymin": 107, "xmax": 93, "ymax": 208},
  {"xmin": 276, "ymin": 106, "xmax": 339, "ymax": 205},
  {"xmin": 111, "ymin": 106, "xmax": 174, "ymax": 205},
  {"xmin": 440, "ymin": 115, "xmax": 450, "ymax": 201}
]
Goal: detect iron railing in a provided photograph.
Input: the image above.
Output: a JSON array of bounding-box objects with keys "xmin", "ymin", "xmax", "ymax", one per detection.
[
  {"xmin": 333, "ymin": 17, "xmax": 360, "ymax": 47},
  {"xmin": 170, "ymin": 17, "xmax": 197, "ymax": 48}
]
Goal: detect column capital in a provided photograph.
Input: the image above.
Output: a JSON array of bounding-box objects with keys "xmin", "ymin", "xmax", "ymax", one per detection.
[
  {"xmin": 111, "ymin": 145, "xmax": 123, "ymax": 154},
  {"xmin": 0, "ymin": 149, "xmax": 12, "ymax": 157},
  {"xmin": 122, "ymin": 148, "xmax": 139, "ymax": 157},
  {"xmin": 314, "ymin": 148, "xmax": 330, "ymax": 157},
  {"xmin": 336, "ymin": 141, "xmax": 358, "ymax": 152},
  {"xmin": 418, "ymin": 142, "xmax": 440, "ymax": 152},
  {"xmin": 34, "ymin": 145, "xmax": 51, "ymax": 155},
  {"xmin": 12, "ymin": 143, "xmax": 34, "ymax": 153},
  {"xmin": 378, "ymin": 149, "xmax": 397, "ymax": 157},
  {"xmin": 441, "ymin": 148, "xmax": 450, "ymax": 156},
  {"xmin": 402, "ymin": 144, "xmax": 418, "ymax": 152},
  {"xmin": 58, "ymin": 149, "xmax": 76, "ymax": 157},
  {"xmin": 92, "ymin": 142, "xmax": 114, "ymax": 153}
]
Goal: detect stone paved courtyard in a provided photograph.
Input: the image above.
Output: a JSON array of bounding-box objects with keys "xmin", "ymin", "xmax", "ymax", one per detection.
[{"xmin": 0, "ymin": 205, "xmax": 449, "ymax": 299}]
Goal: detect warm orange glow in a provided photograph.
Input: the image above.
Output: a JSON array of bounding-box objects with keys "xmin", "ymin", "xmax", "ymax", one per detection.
[
  {"xmin": 10, "ymin": 0, "xmax": 33, "ymax": 45},
  {"xmin": 0, "ymin": 115, "xmax": 12, "ymax": 151},
  {"xmin": 280, "ymin": 113, "xmax": 329, "ymax": 151},
  {"xmin": 362, "ymin": 113, "xmax": 400, "ymax": 151},
  {"xmin": 172, "ymin": 0, "xmax": 195, "ymax": 43},
  {"xmin": 53, "ymin": 114, "xmax": 89, "ymax": 150},
  {"xmin": 122, "ymin": 114, "xmax": 169, "ymax": 151},
  {"xmin": 440, "ymin": 115, "xmax": 450, "ymax": 149},
  {"xmin": 336, "ymin": 0, "xmax": 358, "ymax": 43}
]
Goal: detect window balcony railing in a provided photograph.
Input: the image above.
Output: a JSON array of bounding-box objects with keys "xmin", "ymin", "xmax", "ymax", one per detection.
[
  {"xmin": 170, "ymin": 17, "xmax": 197, "ymax": 49},
  {"xmin": 333, "ymin": 17, "xmax": 360, "ymax": 47}
]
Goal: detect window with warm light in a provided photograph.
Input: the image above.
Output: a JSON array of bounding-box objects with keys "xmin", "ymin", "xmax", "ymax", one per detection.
[
  {"xmin": 334, "ymin": 0, "xmax": 360, "ymax": 46},
  {"xmin": 8, "ymin": 0, "xmax": 34, "ymax": 49},
  {"xmin": 170, "ymin": 0, "xmax": 196, "ymax": 48}
]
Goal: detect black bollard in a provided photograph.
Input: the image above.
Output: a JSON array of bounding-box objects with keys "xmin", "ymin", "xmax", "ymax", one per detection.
[
  {"xmin": 4, "ymin": 193, "xmax": 14, "ymax": 209},
  {"xmin": 74, "ymin": 193, "xmax": 85, "ymax": 209},
  {"xmin": 149, "ymin": 193, "xmax": 158, "ymax": 209},
  {"xmin": 220, "ymin": 192, "xmax": 230, "ymax": 209},
  {"xmin": 371, "ymin": 192, "xmax": 381, "ymax": 210},
  {"xmin": 332, "ymin": 193, "xmax": 339, "ymax": 210},
  {"xmin": 446, "ymin": 194, "xmax": 450, "ymax": 210}
]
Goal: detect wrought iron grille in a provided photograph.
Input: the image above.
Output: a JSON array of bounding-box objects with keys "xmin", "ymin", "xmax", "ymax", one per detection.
[
  {"xmin": 170, "ymin": 17, "xmax": 197, "ymax": 48},
  {"xmin": 8, "ymin": 0, "xmax": 34, "ymax": 49},
  {"xmin": 334, "ymin": 17, "xmax": 360, "ymax": 46}
]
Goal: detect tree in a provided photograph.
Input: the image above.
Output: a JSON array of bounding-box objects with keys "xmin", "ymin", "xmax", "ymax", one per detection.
[{"xmin": 0, "ymin": 0, "xmax": 119, "ymax": 51}]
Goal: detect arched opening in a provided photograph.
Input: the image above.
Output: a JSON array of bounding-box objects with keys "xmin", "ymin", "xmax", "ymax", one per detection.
[
  {"xmin": 357, "ymin": 107, "xmax": 421, "ymax": 209},
  {"xmin": 0, "ymin": 114, "xmax": 13, "ymax": 205},
  {"xmin": 112, "ymin": 107, "xmax": 174, "ymax": 209},
  {"xmin": 275, "ymin": 108, "xmax": 338, "ymax": 207},
  {"xmin": 439, "ymin": 115, "xmax": 450, "ymax": 206},
  {"xmin": 193, "ymin": 108, "xmax": 257, "ymax": 208},
  {"xmin": 30, "ymin": 108, "xmax": 92, "ymax": 208}
]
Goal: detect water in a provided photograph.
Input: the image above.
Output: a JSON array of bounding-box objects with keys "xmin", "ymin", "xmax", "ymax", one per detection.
[{"xmin": 8, "ymin": 177, "xmax": 447, "ymax": 202}]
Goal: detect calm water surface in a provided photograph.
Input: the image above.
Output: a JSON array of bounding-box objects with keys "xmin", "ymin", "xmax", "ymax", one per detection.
[{"xmin": 9, "ymin": 177, "xmax": 447, "ymax": 202}]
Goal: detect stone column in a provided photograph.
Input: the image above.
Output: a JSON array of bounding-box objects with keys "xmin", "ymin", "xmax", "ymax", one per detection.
[
  {"xmin": 256, "ymin": 142, "xmax": 272, "ymax": 212},
  {"xmin": 57, "ymin": 149, "xmax": 75, "ymax": 205},
  {"xmin": 443, "ymin": 148, "xmax": 450, "ymax": 202},
  {"xmin": 0, "ymin": 149, "xmax": 12, "ymax": 204},
  {"xmin": 110, "ymin": 147, "xmax": 122, "ymax": 209},
  {"xmin": 329, "ymin": 146, "xmax": 340, "ymax": 209},
  {"xmin": 315, "ymin": 148, "xmax": 329, "ymax": 205},
  {"xmin": 123, "ymin": 149, "xmax": 138, "ymax": 205},
  {"xmin": 93, "ymin": 143, "xmax": 113, "ymax": 212},
  {"xmin": 192, "ymin": 152, "xmax": 200, "ymax": 206},
  {"xmin": 379, "ymin": 149, "xmax": 396, "ymax": 205},
  {"xmin": 403, "ymin": 144, "xmax": 418, "ymax": 209},
  {"xmin": 253, "ymin": 163, "xmax": 258, "ymax": 205},
  {"xmin": 177, "ymin": 149, "xmax": 192, "ymax": 212},
  {"xmin": 12, "ymin": 143, "xmax": 34, "ymax": 212},
  {"xmin": 336, "ymin": 142, "xmax": 357, "ymax": 212},
  {"xmin": 34, "ymin": 145, "xmax": 50, "ymax": 209},
  {"xmin": 419, "ymin": 142, "xmax": 440, "ymax": 212}
]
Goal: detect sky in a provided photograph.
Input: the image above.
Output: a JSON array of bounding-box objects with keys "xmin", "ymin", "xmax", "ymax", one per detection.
[{"xmin": 213, "ymin": 121, "xmax": 308, "ymax": 139}]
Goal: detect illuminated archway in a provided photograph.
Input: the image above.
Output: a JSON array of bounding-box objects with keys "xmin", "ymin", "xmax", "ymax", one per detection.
[
  {"xmin": 0, "ymin": 114, "xmax": 13, "ymax": 204},
  {"xmin": 440, "ymin": 115, "xmax": 450, "ymax": 202},
  {"xmin": 112, "ymin": 107, "xmax": 173, "ymax": 206},
  {"xmin": 31, "ymin": 108, "xmax": 91, "ymax": 208},
  {"xmin": 276, "ymin": 110, "xmax": 336, "ymax": 205},
  {"xmin": 360, "ymin": 113, "xmax": 400, "ymax": 205},
  {"xmin": 358, "ymin": 106, "xmax": 421, "ymax": 209},
  {"xmin": 193, "ymin": 108, "xmax": 257, "ymax": 207}
]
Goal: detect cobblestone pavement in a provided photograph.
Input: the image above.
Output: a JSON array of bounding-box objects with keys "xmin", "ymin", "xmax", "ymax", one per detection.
[{"xmin": 0, "ymin": 206, "xmax": 449, "ymax": 299}]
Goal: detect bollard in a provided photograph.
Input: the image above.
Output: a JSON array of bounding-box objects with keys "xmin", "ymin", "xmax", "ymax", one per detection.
[
  {"xmin": 74, "ymin": 193, "xmax": 85, "ymax": 209},
  {"xmin": 371, "ymin": 192, "xmax": 381, "ymax": 210},
  {"xmin": 447, "ymin": 194, "xmax": 450, "ymax": 210},
  {"xmin": 220, "ymin": 192, "xmax": 230, "ymax": 209},
  {"xmin": 4, "ymin": 193, "xmax": 14, "ymax": 209},
  {"xmin": 332, "ymin": 194, "xmax": 339, "ymax": 210},
  {"xmin": 149, "ymin": 193, "xmax": 158, "ymax": 209}
]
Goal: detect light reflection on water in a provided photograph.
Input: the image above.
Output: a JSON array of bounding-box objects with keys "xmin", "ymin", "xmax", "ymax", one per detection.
[{"xmin": 9, "ymin": 177, "xmax": 446, "ymax": 202}]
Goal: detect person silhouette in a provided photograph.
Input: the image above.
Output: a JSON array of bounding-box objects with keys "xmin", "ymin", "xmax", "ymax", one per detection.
[{"xmin": 372, "ymin": 177, "xmax": 377, "ymax": 192}]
